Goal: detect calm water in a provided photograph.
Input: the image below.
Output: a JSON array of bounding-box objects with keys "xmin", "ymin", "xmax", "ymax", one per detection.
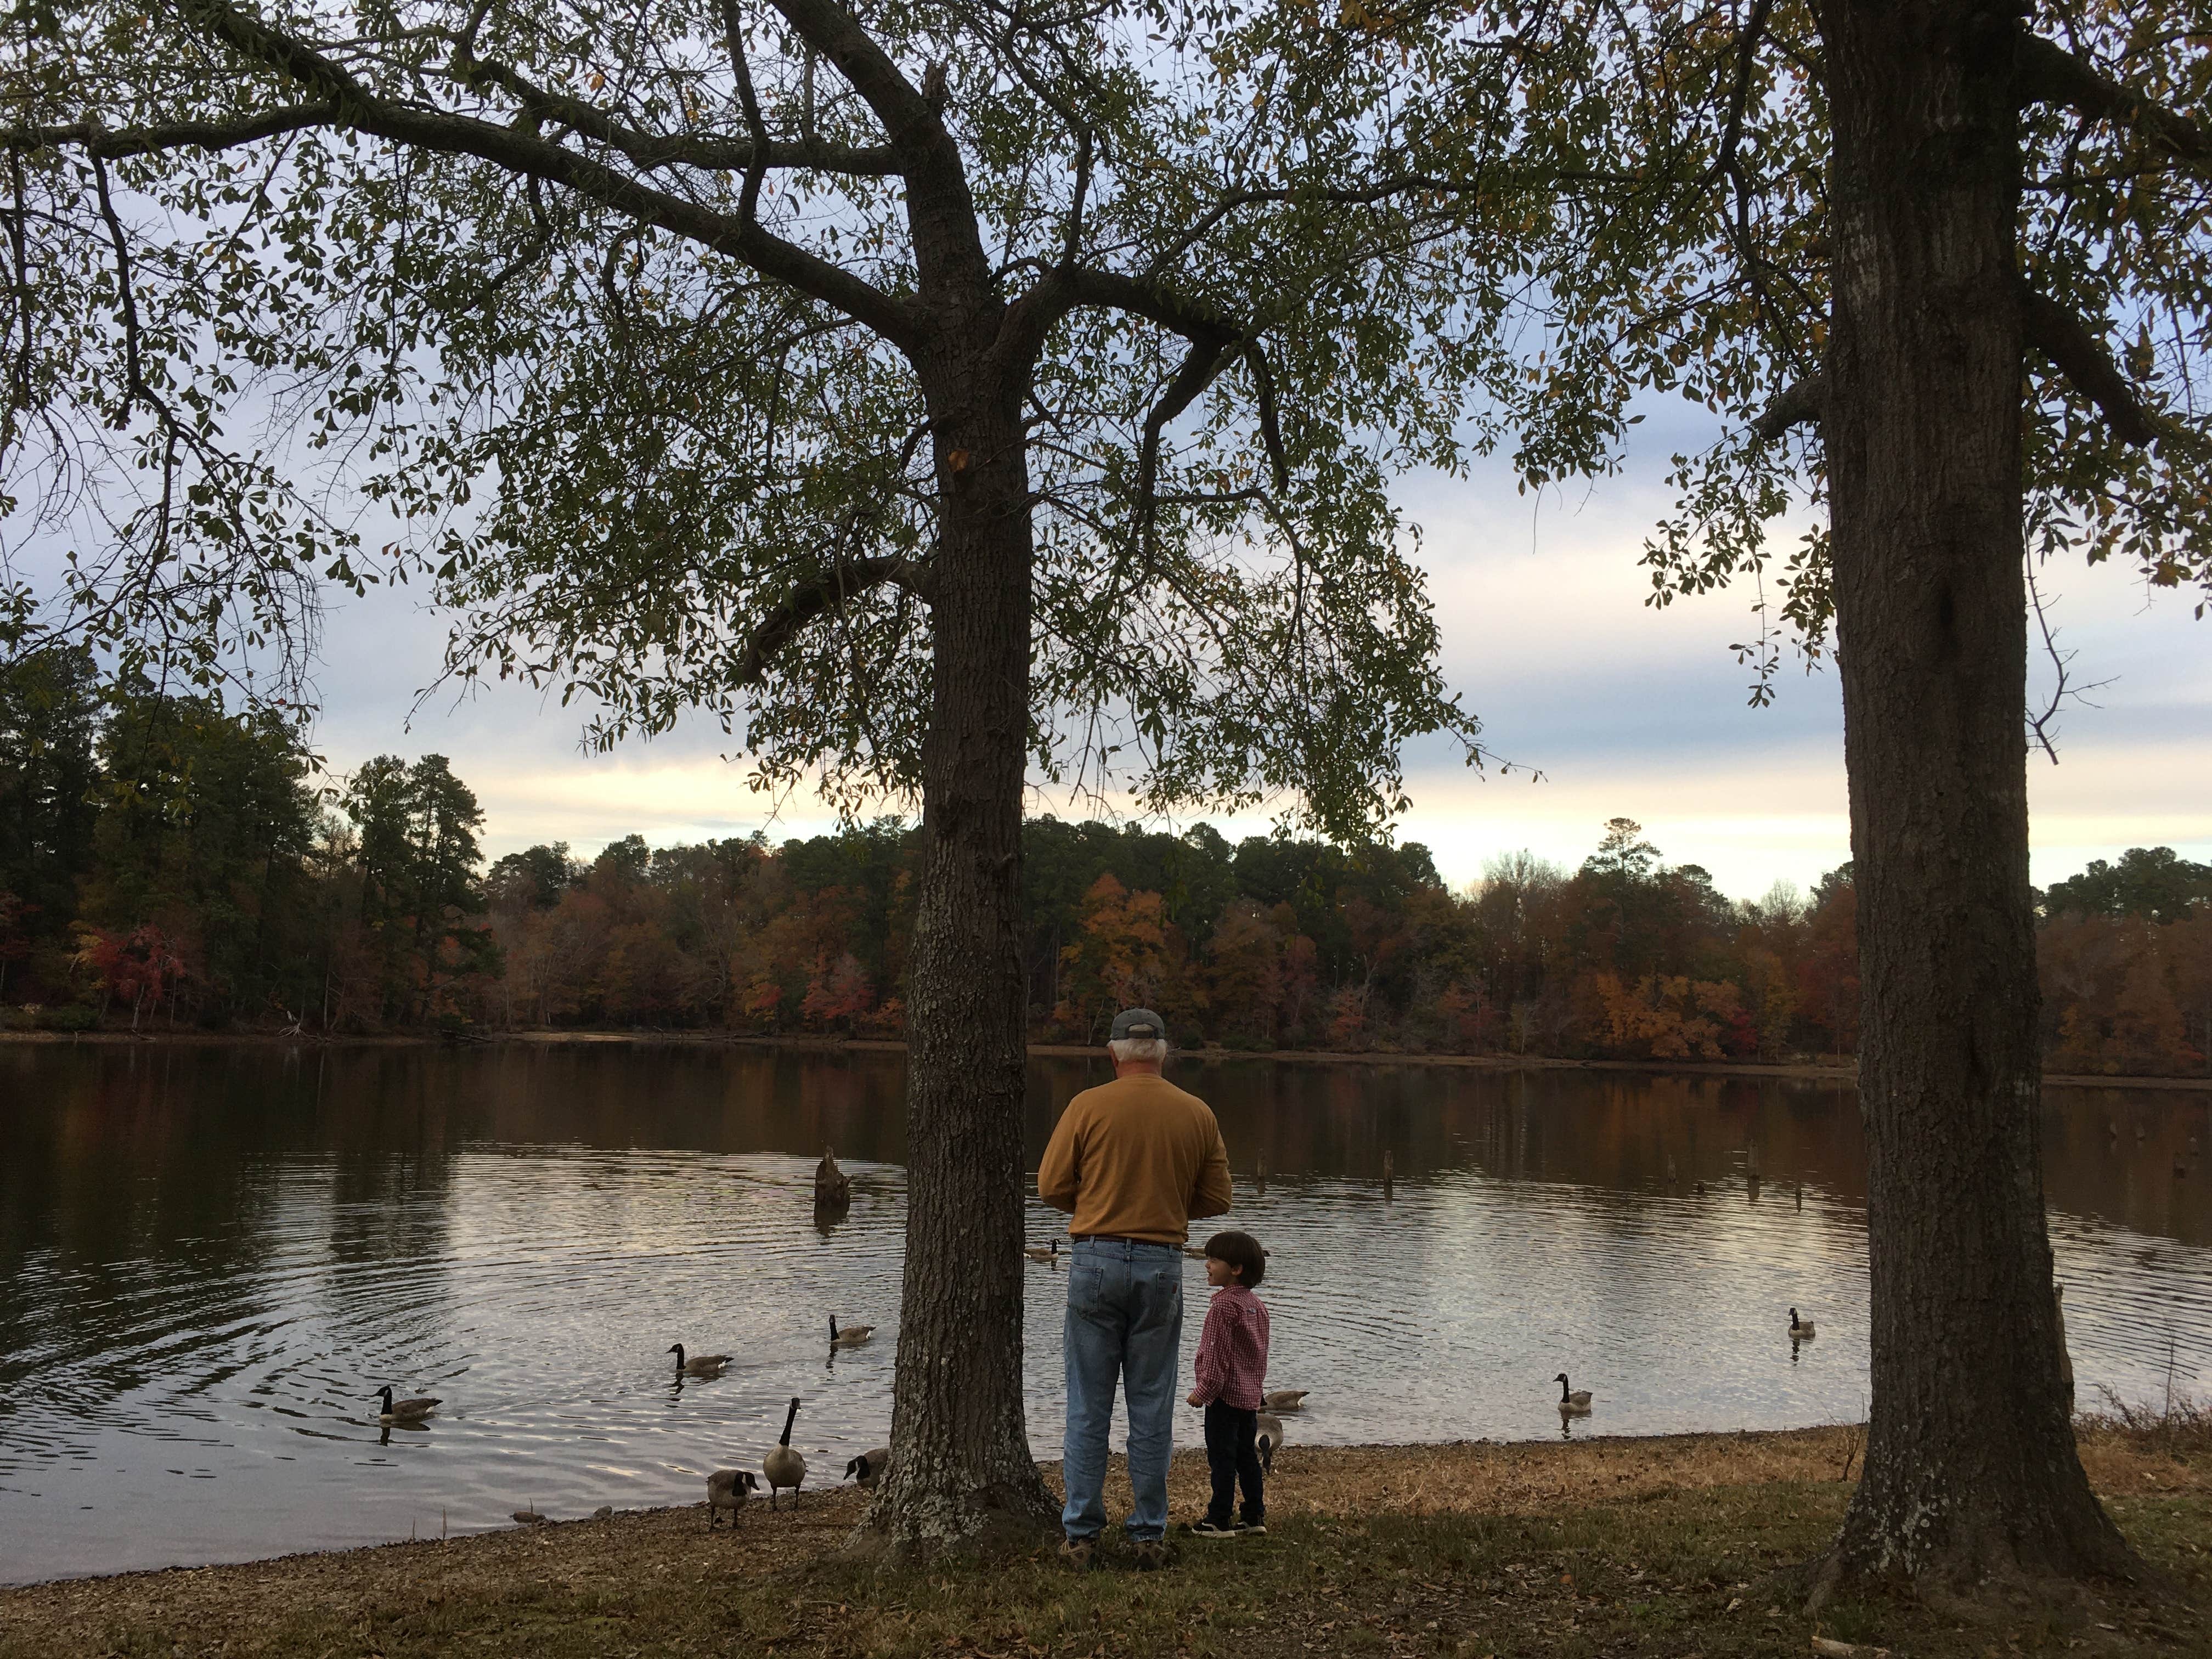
[{"xmin": 2, "ymin": 1042, "xmax": 2207, "ymax": 1584}]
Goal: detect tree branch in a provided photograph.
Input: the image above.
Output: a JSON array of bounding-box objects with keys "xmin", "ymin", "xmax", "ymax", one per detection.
[
  {"xmin": 761, "ymin": 0, "xmax": 990, "ymax": 295},
  {"xmin": 1135, "ymin": 335, "xmax": 1238, "ymax": 540},
  {"xmin": 1702, "ymin": 0, "xmax": 1777, "ymax": 189},
  {"xmin": 450, "ymin": 54, "xmax": 898, "ymax": 176},
  {"xmin": 1750, "ymin": 285, "xmax": 2153, "ymax": 448},
  {"xmin": 2016, "ymin": 33, "xmax": 2211, "ymax": 167},
  {"xmin": 2020, "ymin": 284, "xmax": 2155, "ymax": 447},
  {"xmin": 735, "ymin": 555, "xmax": 932, "ymax": 686},
  {"xmin": 4, "ymin": 104, "xmax": 342, "ymax": 159},
  {"xmin": 1752, "ymin": 370, "xmax": 1826, "ymax": 440},
  {"xmin": 165, "ymin": 0, "xmax": 923, "ymax": 350}
]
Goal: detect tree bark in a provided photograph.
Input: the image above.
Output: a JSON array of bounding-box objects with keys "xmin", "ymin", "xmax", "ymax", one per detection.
[
  {"xmin": 1813, "ymin": 0, "xmax": 2137, "ymax": 1594},
  {"xmin": 865, "ymin": 323, "xmax": 1059, "ymax": 1553}
]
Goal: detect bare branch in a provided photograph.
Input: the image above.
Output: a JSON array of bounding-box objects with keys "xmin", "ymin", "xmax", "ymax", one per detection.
[
  {"xmin": 2016, "ymin": 33, "xmax": 2211, "ymax": 168},
  {"xmin": 2024, "ymin": 543, "xmax": 2115, "ymax": 764}
]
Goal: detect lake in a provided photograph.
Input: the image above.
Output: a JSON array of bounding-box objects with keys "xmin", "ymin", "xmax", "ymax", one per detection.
[{"xmin": 2, "ymin": 1041, "xmax": 2207, "ymax": 1585}]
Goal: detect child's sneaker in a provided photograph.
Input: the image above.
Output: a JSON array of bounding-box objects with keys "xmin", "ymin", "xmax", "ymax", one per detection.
[{"xmin": 1186, "ymin": 1519, "xmax": 1238, "ymax": 1539}]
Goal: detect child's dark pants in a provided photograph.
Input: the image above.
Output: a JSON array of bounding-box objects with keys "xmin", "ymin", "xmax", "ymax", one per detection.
[{"xmin": 1201, "ymin": 1401, "xmax": 1265, "ymax": 1526}]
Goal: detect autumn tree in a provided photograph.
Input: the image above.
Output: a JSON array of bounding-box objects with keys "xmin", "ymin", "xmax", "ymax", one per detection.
[
  {"xmin": 1276, "ymin": 0, "xmax": 2211, "ymax": 1593},
  {"xmin": 2, "ymin": 0, "xmax": 1543, "ymax": 1550}
]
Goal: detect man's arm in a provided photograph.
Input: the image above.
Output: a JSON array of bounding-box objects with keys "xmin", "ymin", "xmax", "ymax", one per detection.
[
  {"xmin": 1037, "ymin": 1098, "xmax": 1085, "ymax": 1214},
  {"xmin": 1188, "ymin": 1126, "xmax": 1233, "ymax": 1219}
]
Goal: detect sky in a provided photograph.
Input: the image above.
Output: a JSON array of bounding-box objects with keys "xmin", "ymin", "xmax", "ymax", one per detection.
[{"xmin": 291, "ymin": 417, "xmax": 2211, "ymax": 903}]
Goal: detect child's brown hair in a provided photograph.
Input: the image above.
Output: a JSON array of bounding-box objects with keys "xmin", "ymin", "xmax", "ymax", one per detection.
[{"xmin": 1203, "ymin": 1229, "xmax": 1266, "ymax": 1288}]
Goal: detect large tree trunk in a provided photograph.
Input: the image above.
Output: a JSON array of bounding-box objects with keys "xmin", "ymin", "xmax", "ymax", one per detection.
[
  {"xmin": 865, "ymin": 353, "xmax": 1059, "ymax": 1554},
  {"xmin": 1814, "ymin": 0, "xmax": 2137, "ymax": 1594}
]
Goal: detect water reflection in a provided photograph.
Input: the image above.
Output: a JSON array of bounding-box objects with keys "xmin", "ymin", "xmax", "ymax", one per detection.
[{"xmin": 0, "ymin": 1042, "xmax": 2205, "ymax": 1587}]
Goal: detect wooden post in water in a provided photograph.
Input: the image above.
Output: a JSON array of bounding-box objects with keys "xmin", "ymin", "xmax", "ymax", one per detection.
[
  {"xmin": 1382, "ymin": 1149, "xmax": 1394, "ymax": 1201},
  {"xmin": 1255, "ymin": 1149, "xmax": 1267, "ymax": 1194}
]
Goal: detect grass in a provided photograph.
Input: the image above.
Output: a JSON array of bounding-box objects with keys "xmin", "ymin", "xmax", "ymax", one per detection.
[{"xmin": 4, "ymin": 1425, "xmax": 2204, "ymax": 1659}]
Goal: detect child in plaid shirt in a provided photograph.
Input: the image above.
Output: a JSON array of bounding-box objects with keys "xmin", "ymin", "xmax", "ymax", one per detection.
[{"xmin": 1185, "ymin": 1229, "xmax": 1269, "ymax": 1537}]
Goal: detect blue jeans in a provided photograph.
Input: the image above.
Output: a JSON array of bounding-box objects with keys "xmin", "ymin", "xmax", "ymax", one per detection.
[{"xmin": 1062, "ymin": 1238, "xmax": 1184, "ymax": 1542}]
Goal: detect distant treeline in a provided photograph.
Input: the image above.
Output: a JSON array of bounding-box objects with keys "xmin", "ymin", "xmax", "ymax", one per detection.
[{"xmin": 4, "ymin": 649, "xmax": 2209, "ymax": 1073}]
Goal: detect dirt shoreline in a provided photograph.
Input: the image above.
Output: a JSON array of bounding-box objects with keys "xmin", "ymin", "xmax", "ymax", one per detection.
[
  {"xmin": 8, "ymin": 1025, "xmax": 2212, "ymax": 1088},
  {"xmin": 2, "ymin": 1423, "xmax": 2203, "ymax": 1659},
  {"xmin": 3, "ymin": 1421, "xmax": 2199, "ymax": 1596}
]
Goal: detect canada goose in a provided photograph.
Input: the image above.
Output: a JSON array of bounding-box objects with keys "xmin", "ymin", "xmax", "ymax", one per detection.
[
  {"xmin": 1182, "ymin": 1244, "xmax": 1209, "ymax": 1259},
  {"xmin": 815, "ymin": 1147, "xmax": 851, "ymax": 1207},
  {"xmin": 706, "ymin": 1468, "xmax": 759, "ymax": 1529},
  {"xmin": 375, "ymin": 1385, "xmax": 441, "ymax": 1422},
  {"xmin": 845, "ymin": 1447, "xmax": 890, "ymax": 1489},
  {"xmin": 828, "ymin": 1316, "xmax": 874, "ymax": 1347},
  {"xmin": 1554, "ymin": 1373, "xmax": 1593, "ymax": 1414},
  {"xmin": 1255, "ymin": 1412, "xmax": 1285, "ymax": 1473},
  {"xmin": 511, "ymin": 1507, "xmax": 546, "ymax": 1525},
  {"xmin": 1789, "ymin": 1308, "xmax": 1817, "ymax": 1340},
  {"xmin": 1024, "ymin": 1240, "xmax": 1060, "ymax": 1263},
  {"xmin": 669, "ymin": 1344, "xmax": 732, "ymax": 1378},
  {"xmin": 763, "ymin": 1397, "xmax": 806, "ymax": 1508},
  {"xmin": 1262, "ymin": 1390, "xmax": 1309, "ymax": 1412}
]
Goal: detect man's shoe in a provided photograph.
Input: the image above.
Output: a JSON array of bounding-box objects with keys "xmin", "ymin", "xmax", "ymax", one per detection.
[
  {"xmin": 1235, "ymin": 1520, "xmax": 1268, "ymax": 1536},
  {"xmin": 1059, "ymin": 1534, "xmax": 1098, "ymax": 1570},
  {"xmin": 1129, "ymin": 1538, "xmax": 1177, "ymax": 1570},
  {"xmin": 1186, "ymin": 1519, "xmax": 1238, "ymax": 1539}
]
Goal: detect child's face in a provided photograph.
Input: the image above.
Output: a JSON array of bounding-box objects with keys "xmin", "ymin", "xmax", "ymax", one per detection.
[{"xmin": 1204, "ymin": 1255, "xmax": 1240, "ymax": 1288}]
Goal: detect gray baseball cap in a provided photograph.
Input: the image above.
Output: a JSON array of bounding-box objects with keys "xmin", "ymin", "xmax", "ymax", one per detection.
[{"xmin": 1109, "ymin": 1008, "xmax": 1166, "ymax": 1042}]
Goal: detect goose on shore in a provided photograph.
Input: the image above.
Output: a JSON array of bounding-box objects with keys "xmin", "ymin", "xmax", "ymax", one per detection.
[
  {"xmin": 829, "ymin": 1316, "xmax": 874, "ymax": 1347},
  {"xmin": 375, "ymin": 1385, "xmax": 441, "ymax": 1423},
  {"xmin": 1255, "ymin": 1412, "xmax": 1285, "ymax": 1473},
  {"xmin": 1024, "ymin": 1240, "xmax": 1060, "ymax": 1264},
  {"xmin": 845, "ymin": 1447, "xmax": 891, "ymax": 1489},
  {"xmin": 669, "ymin": 1344, "xmax": 731, "ymax": 1378},
  {"xmin": 1789, "ymin": 1308, "xmax": 1817, "ymax": 1340},
  {"xmin": 706, "ymin": 1469, "xmax": 758, "ymax": 1529},
  {"xmin": 764, "ymin": 1397, "xmax": 806, "ymax": 1508},
  {"xmin": 1554, "ymin": 1373, "xmax": 1593, "ymax": 1414},
  {"xmin": 1262, "ymin": 1390, "xmax": 1309, "ymax": 1412}
]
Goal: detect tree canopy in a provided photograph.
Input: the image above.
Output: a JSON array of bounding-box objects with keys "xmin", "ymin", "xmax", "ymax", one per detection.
[{"xmin": 0, "ymin": 0, "xmax": 1577, "ymax": 833}]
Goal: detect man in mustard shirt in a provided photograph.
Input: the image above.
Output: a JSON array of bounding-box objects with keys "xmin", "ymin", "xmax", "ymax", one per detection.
[{"xmin": 1038, "ymin": 1008, "xmax": 1232, "ymax": 1568}]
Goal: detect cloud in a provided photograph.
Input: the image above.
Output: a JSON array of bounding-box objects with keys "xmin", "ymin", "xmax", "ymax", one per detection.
[{"xmin": 74, "ymin": 435, "xmax": 2211, "ymax": 902}]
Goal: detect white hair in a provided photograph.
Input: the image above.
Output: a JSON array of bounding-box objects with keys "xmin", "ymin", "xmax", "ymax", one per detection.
[{"xmin": 1108, "ymin": 1036, "xmax": 1168, "ymax": 1065}]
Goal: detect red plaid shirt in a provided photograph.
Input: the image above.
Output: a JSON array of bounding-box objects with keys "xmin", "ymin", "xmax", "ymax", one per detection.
[{"xmin": 1192, "ymin": 1284, "xmax": 1269, "ymax": 1410}]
